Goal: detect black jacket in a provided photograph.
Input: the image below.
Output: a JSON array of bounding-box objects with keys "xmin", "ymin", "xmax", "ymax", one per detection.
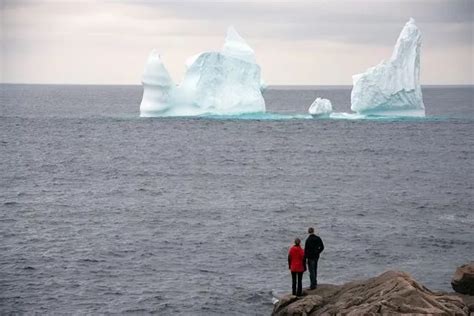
[{"xmin": 304, "ymin": 234, "xmax": 324, "ymax": 260}]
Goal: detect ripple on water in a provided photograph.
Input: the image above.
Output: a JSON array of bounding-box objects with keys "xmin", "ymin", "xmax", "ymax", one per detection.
[{"xmin": 1, "ymin": 85, "xmax": 473, "ymax": 314}]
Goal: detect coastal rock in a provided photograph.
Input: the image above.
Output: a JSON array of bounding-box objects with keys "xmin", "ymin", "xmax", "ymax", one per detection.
[
  {"xmin": 452, "ymin": 262, "xmax": 474, "ymax": 295},
  {"xmin": 273, "ymin": 294, "xmax": 324, "ymax": 315},
  {"xmin": 272, "ymin": 271, "xmax": 468, "ymax": 315},
  {"xmin": 454, "ymin": 294, "xmax": 474, "ymax": 313}
]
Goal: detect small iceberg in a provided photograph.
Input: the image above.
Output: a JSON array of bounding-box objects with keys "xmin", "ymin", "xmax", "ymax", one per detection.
[
  {"xmin": 350, "ymin": 18, "xmax": 425, "ymax": 117},
  {"xmin": 308, "ymin": 97, "xmax": 333, "ymax": 117},
  {"xmin": 140, "ymin": 27, "xmax": 265, "ymax": 117}
]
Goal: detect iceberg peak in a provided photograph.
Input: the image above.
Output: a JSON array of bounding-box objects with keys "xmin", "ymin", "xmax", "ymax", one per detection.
[
  {"xmin": 140, "ymin": 50, "xmax": 175, "ymax": 115},
  {"xmin": 142, "ymin": 50, "xmax": 174, "ymax": 87},
  {"xmin": 222, "ymin": 26, "xmax": 256, "ymax": 64},
  {"xmin": 390, "ymin": 17, "xmax": 421, "ymax": 67},
  {"xmin": 351, "ymin": 18, "xmax": 425, "ymax": 117}
]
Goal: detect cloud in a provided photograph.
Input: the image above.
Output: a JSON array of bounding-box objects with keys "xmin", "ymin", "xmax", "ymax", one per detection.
[
  {"xmin": 1, "ymin": 0, "xmax": 472, "ymax": 84},
  {"xmin": 111, "ymin": 0, "xmax": 473, "ymax": 44},
  {"xmin": 5, "ymin": 0, "xmax": 472, "ymax": 43}
]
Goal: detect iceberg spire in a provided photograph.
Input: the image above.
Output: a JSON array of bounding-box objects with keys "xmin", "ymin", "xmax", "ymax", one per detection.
[
  {"xmin": 350, "ymin": 18, "xmax": 425, "ymax": 117},
  {"xmin": 142, "ymin": 50, "xmax": 174, "ymax": 87},
  {"xmin": 222, "ymin": 26, "xmax": 257, "ymax": 64},
  {"xmin": 140, "ymin": 50, "xmax": 175, "ymax": 116},
  {"xmin": 222, "ymin": 26, "xmax": 266, "ymax": 91}
]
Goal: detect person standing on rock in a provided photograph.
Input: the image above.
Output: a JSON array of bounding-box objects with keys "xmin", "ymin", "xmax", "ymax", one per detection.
[
  {"xmin": 288, "ymin": 238, "xmax": 306, "ymax": 296},
  {"xmin": 304, "ymin": 227, "xmax": 324, "ymax": 289}
]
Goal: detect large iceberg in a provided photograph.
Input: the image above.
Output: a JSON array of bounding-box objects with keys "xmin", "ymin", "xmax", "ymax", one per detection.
[
  {"xmin": 351, "ymin": 18, "xmax": 425, "ymax": 117},
  {"xmin": 140, "ymin": 27, "xmax": 265, "ymax": 117}
]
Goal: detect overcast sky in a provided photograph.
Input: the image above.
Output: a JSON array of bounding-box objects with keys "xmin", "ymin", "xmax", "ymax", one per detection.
[{"xmin": 1, "ymin": 0, "xmax": 473, "ymax": 85}]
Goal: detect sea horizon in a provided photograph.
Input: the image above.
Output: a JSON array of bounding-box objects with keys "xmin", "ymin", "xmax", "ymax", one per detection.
[{"xmin": 2, "ymin": 82, "xmax": 474, "ymax": 91}]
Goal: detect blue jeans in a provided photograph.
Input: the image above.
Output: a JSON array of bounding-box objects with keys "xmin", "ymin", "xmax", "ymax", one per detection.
[{"xmin": 307, "ymin": 259, "xmax": 319, "ymax": 289}]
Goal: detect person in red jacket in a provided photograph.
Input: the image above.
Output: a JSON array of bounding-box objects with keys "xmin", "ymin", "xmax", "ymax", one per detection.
[{"xmin": 288, "ymin": 238, "xmax": 306, "ymax": 296}]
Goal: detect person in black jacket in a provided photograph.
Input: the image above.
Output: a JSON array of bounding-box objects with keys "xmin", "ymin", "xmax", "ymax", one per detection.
[{"xmin": 304, "ymin": 227, "xmax": 324, "ymax": 289}]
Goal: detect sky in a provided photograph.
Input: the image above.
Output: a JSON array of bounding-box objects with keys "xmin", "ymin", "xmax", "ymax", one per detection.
[{"xmin": 1, "ymin": 0, "xmax": 473, "ymax": 85}]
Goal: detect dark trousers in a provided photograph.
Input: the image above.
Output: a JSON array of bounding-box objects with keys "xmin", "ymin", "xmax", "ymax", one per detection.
[
  {"xmin": 291, "ymin": 272, "xmax": 303, "ymax": 296},
  {"xmin": 307, "ymin": 258, "xmax": 319, "ymax": 289}
]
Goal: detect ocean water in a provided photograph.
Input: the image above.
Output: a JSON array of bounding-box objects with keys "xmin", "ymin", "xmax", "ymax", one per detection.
[{"xmin": 1, "ymin": 84, "xmax": 473, "ymax": 314}]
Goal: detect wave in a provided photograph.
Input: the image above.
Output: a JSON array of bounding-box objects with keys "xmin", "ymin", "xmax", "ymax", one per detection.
[
  {"xmin": 194, "ymin": 112, "xmax": 438, "ymax": 121},
  {"xmin": 134, "ymin": 111, "xmax": 464, "ymax": 122}
]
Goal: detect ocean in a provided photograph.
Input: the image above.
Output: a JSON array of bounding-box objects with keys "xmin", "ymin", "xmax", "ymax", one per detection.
[{"xmin": 1, "ymin": 84, "xmax": 473, "ymax": 314}]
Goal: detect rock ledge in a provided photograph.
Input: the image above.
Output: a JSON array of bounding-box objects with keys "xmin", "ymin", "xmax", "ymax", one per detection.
[
  {"xmin": 452, "ymin": 262, "xmax": 474, "ymax": 295},
  {"xmin": 272, "ymin": 271, "xmax": 469, "ymax": 315}
]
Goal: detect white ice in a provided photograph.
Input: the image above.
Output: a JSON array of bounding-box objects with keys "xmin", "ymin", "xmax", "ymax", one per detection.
[
  {"xmin": 140, "ymin": 27, "xmax": 265, "ymax": 117},
  {"xmin": 222, "ymin": 26, "xmax": 256, "ymax": 64},
  {"xmin": 140, "ymin": 50, "xmax": 175, "ymax": 116},
  {"xmin": 308, "ymin": 97, "xmax": 333, "ymax": 117},
  {"xmin": 351, "ymin": 18, "xmax": 425, "ymax": 117}
]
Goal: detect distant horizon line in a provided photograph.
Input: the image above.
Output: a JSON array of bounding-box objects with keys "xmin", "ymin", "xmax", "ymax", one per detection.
[{"xmin": 1, "ymin": 83, "xmax": 473, "ymax": 88}]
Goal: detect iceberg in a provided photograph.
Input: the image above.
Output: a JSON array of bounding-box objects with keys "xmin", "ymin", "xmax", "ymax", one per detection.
[
  {"xmin": 308, "ymin": 97, "xmax": 333, "ymax": 117},
  {"xmin": 140, "ymin": 50, "xmax": 175, "ymax": 115},
  {"xmin": 351, "ymin": 18, "xmax": 425, "ymax": 117},
  {"xmin": 140, "ymin": 27, "xmax": 265, "ymax": 117},
  {"xmin": 222, "ymin": 26, "xmax": 256, "ymax": 64}
]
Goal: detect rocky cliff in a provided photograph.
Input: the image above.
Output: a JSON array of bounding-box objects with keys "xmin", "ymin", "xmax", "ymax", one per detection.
[{"xmin": 272, "ymin": 271, "xmax": 470, "ymax": 315}]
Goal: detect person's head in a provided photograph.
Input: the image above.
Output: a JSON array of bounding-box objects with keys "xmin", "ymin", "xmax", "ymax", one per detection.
[
  {"xmin": 294, "ymin": 238, "xmax": 301, "ymax": 246},
  {"xmin": 308, "ymin": 227, "xmax": 315, "ymax": 234}
]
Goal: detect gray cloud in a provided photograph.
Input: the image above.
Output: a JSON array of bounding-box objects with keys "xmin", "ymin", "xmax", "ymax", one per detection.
[
  {"xmin": 137, "ymin": 0, "xmax": 473, "ymax": 24},
  {"xmin": 1, "ymin": 0, "xmax": 472, "ymax": 84},
  {"xmin": 102, "ymin": 0, "xmax": 473, "ymax": 46},
  {"xmin": 4, "ymin": 0, "xmax": 472, "ymax": 45}
]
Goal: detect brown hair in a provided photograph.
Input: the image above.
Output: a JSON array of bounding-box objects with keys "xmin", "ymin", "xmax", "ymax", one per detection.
[
  {"xmin": 294, "ymin": 238, "xmax": 301, "ymax": 246},
  {"xmin": 308, "ymin": 227, "xmax": 314, "ymax": 234}
]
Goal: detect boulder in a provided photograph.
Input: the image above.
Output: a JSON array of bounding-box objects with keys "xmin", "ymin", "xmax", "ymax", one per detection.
[
  {"xmin": 452, "ymin": 262, "xmax": 474, "ymax": 295},
  {"xmin": 272, "ymin": 294, "xmax": 324, "ymax": 316},
  {"xmin": 454, "ymin": 294, "xmax": 474, "ymax": 313},
  {"xmin": 272, "ymin": 271, "xmax": 468, "ymax": 315}
]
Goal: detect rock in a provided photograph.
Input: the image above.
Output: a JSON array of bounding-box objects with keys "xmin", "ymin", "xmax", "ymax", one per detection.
[
  {"xmin": 454, "ymin": 294, "xmax": 474, "ymax": 313},
  {"xmin": 273, "ymin": 294, "xmax": 324, "ymax": 316},
  {"xmin": 272, "ymin": 271, "xmax": 469, "ymax": 315},
  {"xmin": 274, "ymin": 295, "xmax": 299, "ymax": 311},
  {"xmin": 452, "ymin": 262, "xmax": 474, "ymax": 295}
]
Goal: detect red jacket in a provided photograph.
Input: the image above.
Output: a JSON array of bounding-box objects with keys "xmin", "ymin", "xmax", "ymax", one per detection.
[{"xmin": 288, "ymin": 245, "xmax": 306, "ymax": 272}]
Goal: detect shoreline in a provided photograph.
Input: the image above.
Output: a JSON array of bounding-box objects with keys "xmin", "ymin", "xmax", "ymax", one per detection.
[{"xmin": 272, "ymin": 269, "xmax": 474, "ymax": 315}]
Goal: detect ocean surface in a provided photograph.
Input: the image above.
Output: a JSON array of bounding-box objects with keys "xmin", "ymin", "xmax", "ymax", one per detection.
[{"xmin": 1, "ymin": 84, "xmax": 473, "ymax": 314}]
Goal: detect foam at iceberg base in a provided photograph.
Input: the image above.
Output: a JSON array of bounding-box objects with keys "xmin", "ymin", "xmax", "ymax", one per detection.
[
  {"xmin": 351, "ymin": 18, "xmax": 425, "ymax": 117},
  {"xmin": 308, "ymin": 97, "xmax": 333, "ymax": 117},
  {"xmin": 140, "ymin": 27, "xmax": 265, "ymax": 117}
]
